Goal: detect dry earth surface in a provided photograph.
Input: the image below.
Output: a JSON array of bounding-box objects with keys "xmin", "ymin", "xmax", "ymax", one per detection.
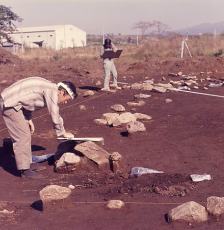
[{"xmin": 1, "ymin": 48, "xmax": 224, "ymax": 229}]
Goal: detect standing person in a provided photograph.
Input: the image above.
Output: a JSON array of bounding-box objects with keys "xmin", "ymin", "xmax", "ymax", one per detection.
[
  {"xmin": 0, "ymin": 77, "xmax": 77, "ymax": 179},
  {"xmin": 101, "ymin": 38, "xmax": 121, "ymax": 91}
]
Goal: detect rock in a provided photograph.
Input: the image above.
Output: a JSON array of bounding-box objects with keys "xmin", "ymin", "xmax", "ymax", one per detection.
[
  {"xmin": 156, "ymin": 83, "xmax": 173, "ymax": 89},
  {"xmin": 167, "ymin": 201, "xmax": 208, "ymax": 223},
  {"xmin": 207, "ymin": 196, "xmax": 224, "ymax": 216},
  {"xmin": 169, "ymin": 80, "xmax": 183, "ymax": 86},
  {"xmin": 74, "ymin": 141, "xmax": 110, "ymax": 167},
  {"xmin": 131, "ymin": 83, "xmax": 143, "ymax": 90},
  {"xmin": 110, "ymin": 152, "xmax": 122, "ymax": 161},
  {"xmin": 126, "ymin": 121, "xmax": 146, "ymax": 134},
  {"xmin": 133, "ymin": 113, "xmax": 152, "ymax": 121},
  {"xmin": 83, "ymin": 90, "xmax": 95, "ymax": 97},
  {"xmin": 177, "ymin": 71, "xmax": 183, "ymax": 76},
  {"xmin": 116, "ymin": 112, "xmax": 136, "ymax": 124},
  {"xmin": 127, "ymin": 100, "xmax": 146, "ymax": 107},
  {"xmin": 63, "ymin": 152, "xmax": 81, "ymax": 165},
  {"xmin": 68, "ymin": 184, "xmax": 75, "ymax": 190},
  {"xmin": 94, "ymin": 118, "xmax": 107, "ymax": 125},
  {"xmin": 40, "ymin": 185, "xmax": 72, "ymax": 203},
  {"xmin": 110, "ymin": 104, "xmax": 126, "ymax": 112},
  {"xmin": 109, "ymin": 152, "xmax": 125, "ymax": 174},
  {"xmin": 79, "ymin": 105, "xmax": 87, "ymax": 111},
  {"xmin": 142, "ymin": 83, "xmax": 153, "ymax": 91},
  {"xmin": 165, "ymin": 98, "xmax": 173, "ymax": 103},
  {"xmin": 152, "ymin": 86, "xmax": 167, "ymax": 93},
  {"xmin": 134, "ymin": 93, "xmax": 151, "ymax": 99},
  {"xmin": 55, "ymin": 152, "xmax": 81, "ymax": 170},
  {"xmin": 185, "ymin": 80, "xmax": 197, "ymax": 86},
  {"xmin": 143, "ymin": 79, "xmax": 154, "ymax": 84},
  {"xmin": 102, "ymin": 113, "xmax": 120, "ymax": 125},
  {"xmin": 107, "ymin": 200, "xmax": 125, "ymax": 209}
]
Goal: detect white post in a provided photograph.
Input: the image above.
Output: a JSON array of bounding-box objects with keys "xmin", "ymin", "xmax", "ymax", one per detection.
[
  {"xmin": 180, "ymin": 39, "xmax": 185, "ymax": 58},
  {"xmin": 184, "ymin": 40, "xmax": 192, "ymax": 58},
  {"xmin": 213, "ymin": 28, "xmax": 217, "ymax": 52}
]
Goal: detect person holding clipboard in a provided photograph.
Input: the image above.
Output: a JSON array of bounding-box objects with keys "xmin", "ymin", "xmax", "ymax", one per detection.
[{"xmin": 100, "ymin": 38, "xmax": 121, "ymax": 92}]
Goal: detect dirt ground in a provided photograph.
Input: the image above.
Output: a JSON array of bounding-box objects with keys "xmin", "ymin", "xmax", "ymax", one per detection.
[{"xmin": 1, "ymin": 48, "xmax": 224, "ymax": 229}]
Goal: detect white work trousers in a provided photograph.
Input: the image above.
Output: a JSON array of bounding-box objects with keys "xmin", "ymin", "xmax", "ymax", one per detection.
[
  {"xmin": 2, "ymin": 108, "xmax": 32, "ymax": 170},
  {"xmin": 103, "ymin": 59, "xmax": 118, "ymax": 89}
]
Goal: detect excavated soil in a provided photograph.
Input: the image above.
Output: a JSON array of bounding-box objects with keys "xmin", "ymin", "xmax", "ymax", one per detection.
[{"xmin": 1, "ymin": 49, "xmax": 224, "ymax": 229}]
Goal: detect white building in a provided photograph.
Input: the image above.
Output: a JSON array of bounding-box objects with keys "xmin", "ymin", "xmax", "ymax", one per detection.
[{"xmin": 10, "ymin": 25, "xmax": 86, "ymax": 50}]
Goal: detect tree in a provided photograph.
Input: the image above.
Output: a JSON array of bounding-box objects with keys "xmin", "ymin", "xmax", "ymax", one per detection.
[
  {"xmin": 133, "ymin": 21, "xmax": 154, "ymax": 38},
  {"xmin": 152, "ymin": 20, "xmax": 170, "ymax": 35},
  {"xmin": 0, "ymin": 5, "xmax": 22, "ymax": 44},
  {"xmin": 133, "ymin": 20, "xmax": 170, "ymax": 38}
]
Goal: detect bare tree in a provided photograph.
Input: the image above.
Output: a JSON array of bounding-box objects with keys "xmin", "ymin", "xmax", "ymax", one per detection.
[
  {"xmin": 133, "ymin": 21, "xmax": 154, "ymax": 38},
  {"xmin": 152, "ymin": 20, "xmax": 170, "ymax": 35},
  {"xmin": 0, "ymin": 5, "xmax": 22, "ymax": 44}
]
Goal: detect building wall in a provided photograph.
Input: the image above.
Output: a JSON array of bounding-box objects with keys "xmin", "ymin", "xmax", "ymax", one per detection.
[
  {"xmin": 55, "ymin": 25, "xmax": 86, "ymax": 50},
  {"xmin": 10, "ymin": 25, "xmax": 86, "ymax": 50}
]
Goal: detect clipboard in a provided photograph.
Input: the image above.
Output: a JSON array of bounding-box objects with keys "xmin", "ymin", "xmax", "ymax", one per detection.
[{"xmin": 101, "ymin": 49, "xmax": 122, "ymax": 59}]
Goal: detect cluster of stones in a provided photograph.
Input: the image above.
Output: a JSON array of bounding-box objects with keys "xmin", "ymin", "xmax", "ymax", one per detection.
[
  {"xmin": 94, "ymin": 104, "xmax": 152, "ymax": 134},
  {"xmin": 55, "ymin": 141, "xmax": 124, "ymax": 174},
  {"xmin": 168, "ymin": 196, "xmax": 224, "ymax": 224},
  {"xmin": 166, "ymin": 71, "xmax": 224, "ymax": 91}
]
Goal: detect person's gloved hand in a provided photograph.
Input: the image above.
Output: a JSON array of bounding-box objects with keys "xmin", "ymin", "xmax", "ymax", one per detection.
[
  {"xmin": 62, "ymin": 132, "xmax": 74, "ymax": 139},
  {"xmin": 28, "ymin": 120, "xmax": 35, "ymax": 134}
]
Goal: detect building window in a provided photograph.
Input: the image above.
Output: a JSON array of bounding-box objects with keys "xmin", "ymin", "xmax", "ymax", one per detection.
[
  {"xmin": 27, "ymin": 36, "xmax": 29, "ymax": 38},
  {"xmin": 50, "ymin": 35, "xmax": 53, "ymax": 37},
  {"xmin": 38, "ymin": 35, "xmax": 41, "ymax": 37}
]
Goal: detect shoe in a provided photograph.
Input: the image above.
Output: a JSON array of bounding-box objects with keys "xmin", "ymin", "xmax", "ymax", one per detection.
[
  {"xmin": 30, "ymin": 163, "xmax": 47, "ymax": 172},
  {"xmin": 114, "ymin": 86, "xmax": 121, "ymax": 90},
  {"xmin": 110, "ymin": 84, "xmax": 121, "ymax": 90},
  {"xmin": 20, "ymin": 169, "xmax": 45, "ymax": 179},
  {"xmin": 101, "ymin": 87, "xmax": 111, "ymax": 92}
]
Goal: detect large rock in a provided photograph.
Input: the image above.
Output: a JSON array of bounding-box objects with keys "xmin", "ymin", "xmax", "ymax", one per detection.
[
  {"xmin": 131, "ymin": 83, "xmax": 143, "ymax": 90},
  {"xmin": 168, "ymin": 201, "xmax": 208, "ymax": 223},
  {"xmin": 110, "ymin": 104, "xmax": 126, "ymax": 112},
  {"xmin": 126, "ymin": 121, "xmax": 146, "ymax": 134},
  {"xmin": 142, "ymin": 83, "xmax": 153, "ymax": 91},
  {"xmin": 156, "ymin": 83, "xmax": 173, "ymax": 89},
  {"xmin": 134, "ymin": 113, "xmax": 152, "ymax": 121},
  {"xmin": 152, "ymin": 86, "xmax": 167, "ymax": 93},
  {"xmin": 102, "ymin": 113, "xmax": 120, "ymax": 125},
  {"xmin": 207, "ymin": 196, "xmax": 224, "ymax": 216},
  {"xmin": 74, "ymin": 141, "xmax": 110, "ymax": 167},
  {"xmin": 94, "ymin": 118, "xmax": 107, "ymax": 125},
  {"xmin": 55, "ymin": 152, "xmax": 81, "ymax": 169},
  {"xmin": 107, "ymin": 200, "xmax": 125, "ymax": 209},
  {"xmin": 116, "ymin": 112, "xmax": 136, "ymax": 124},
  {"xmin": 40, "ymin": 185, "xmax": 72, "ymax": 203}
]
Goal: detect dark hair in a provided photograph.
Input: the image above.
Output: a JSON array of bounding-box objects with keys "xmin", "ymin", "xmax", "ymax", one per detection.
[
  {"xmin": 103, "ymin": 38, "xmax": 112, "ymax": 49},
  {"xmin": 59, "ymin": 81, "xmax": 78, "ymax": 98}
]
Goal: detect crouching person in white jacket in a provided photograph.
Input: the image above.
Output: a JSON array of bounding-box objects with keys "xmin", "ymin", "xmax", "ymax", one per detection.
[{"xmin": 0, "ymin": 77, "xmax": 77, "ymax": 179}]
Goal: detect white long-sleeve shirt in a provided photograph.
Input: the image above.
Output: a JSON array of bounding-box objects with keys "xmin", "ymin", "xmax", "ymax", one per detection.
[{"xmin": 1, "ymin": 77, "xmax": 65, "ymax": 136}]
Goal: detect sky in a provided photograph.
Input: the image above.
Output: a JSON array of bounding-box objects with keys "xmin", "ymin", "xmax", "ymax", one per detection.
[{"xmin": 1, "ymin": 0, "xmax": 224, "ymax": 34}]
